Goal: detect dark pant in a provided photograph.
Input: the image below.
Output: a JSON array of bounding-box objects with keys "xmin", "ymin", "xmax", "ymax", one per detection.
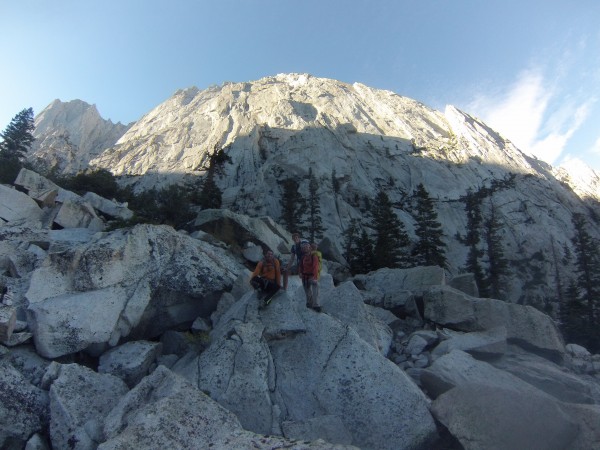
[{"xmin": 251, "ymin": 276, "xmax": 280, "ymax": 298}]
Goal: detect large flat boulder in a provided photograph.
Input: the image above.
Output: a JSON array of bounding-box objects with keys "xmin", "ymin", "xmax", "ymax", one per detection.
[
  {"xmin": 174, "ymin": 281, "xmax": 439, "ymax": 449},
  {"xmin": 193, "ymin": 208, "xmax": 292, "ymax": 256},
  {"xmin": 26, "ymin": 224, "xmax": 242, "ymax": 358},
  {"xmin": 431, "ymin": 383, "xmax": 579, "ymax": 450},
  {"xmin": 0, "ymin": 184, "xmax": 43, "ymax": 224},
  {"xmin": 0, "ymin": 361, "xmax": 49, "ymax": 449},
  {"xmin": 352, "ymin": 266, "xmax": 445, "ymax": 309},
  {"xmin": 424, "ymin": 285, "xmax": 566, "ymax": 363},
  {"xmin": 44, "ymin": 362, "xmax": 129, "ymax": 450},
  {"xmin": 83, "ymin": 191, "xmax": 133, "ymax": 220},
  {"xmin": 100, "ymin": 366, "xmax": 356, "ymax": 450}
]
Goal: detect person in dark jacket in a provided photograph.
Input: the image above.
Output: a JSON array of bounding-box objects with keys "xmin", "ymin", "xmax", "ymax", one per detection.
[{"xmin": 283, "ymin": 233, "xmax": 304, "ymax": 290}]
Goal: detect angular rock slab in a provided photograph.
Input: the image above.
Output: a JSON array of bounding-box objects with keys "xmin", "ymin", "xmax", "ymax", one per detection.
[
  {"xmin": 268, "ymin": 306, "xmax": 438, "ymax": 449},
  {"xmin": 431, "ymin": 383, "xmax": 579, "ymax": 450},
  {"xmin": 26, "ymin": 224, "xmax": 242, "ymax": 358},
  {"xmin": 0, "ymin": 184, "xmax": 43, "ymax": 224},
  {"xmin": 353, "ymin": 266, "xmax": 445, "ymax": 309},
  {"xmin": 98, "ymin": 340, "xmax": 163, "ymax": 388},
  {"xmin": 421, "ymin": 349, "xmax": 544, "ymax": 399},
  {"xmin": 424, "ymin": 285, "xmax": 565, "ymax": 363},
  {"xmin": 431, "ymin": 326, "xmax": 507, "ymax": 360},
  {"xmin": 100, "ymin": 366, "xmax": 356, "ymax": 450},
  {"xmin": 0, "ymin": 361, "xmax": 49, "ymax": 449},
  {"xmin": 46, "ymin": 363, "xmax": 128, "ymax": 450}
]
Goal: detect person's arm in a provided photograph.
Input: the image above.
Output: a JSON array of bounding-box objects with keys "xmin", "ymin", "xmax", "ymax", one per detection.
[
  {"xmin": 250, "ymin": 262, "xmax": 262, "ymax": 283},
  {"xmin": 275, "ymin": 260, "xmax": 281, "ymax": 286}
]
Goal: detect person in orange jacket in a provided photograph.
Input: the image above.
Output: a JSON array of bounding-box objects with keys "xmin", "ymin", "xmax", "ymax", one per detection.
[
  {"xmin": 299, "ymin": 241, "xmax": 321, "ymax": 312},
  {"xmin": 250, "ymin": 249, "xmax": 281, "ymax": 303}
]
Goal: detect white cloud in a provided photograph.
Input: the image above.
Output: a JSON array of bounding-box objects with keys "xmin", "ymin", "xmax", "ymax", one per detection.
[{"xmin": 467, "ymin": 69, "xmax": 593, "ymax": 166}]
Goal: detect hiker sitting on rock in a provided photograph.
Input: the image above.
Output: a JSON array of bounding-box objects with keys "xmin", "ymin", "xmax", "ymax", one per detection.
[
  {"xmin": 300, "ymin": 241, "xmax": 321, "ymax": 312},
  {"xmin": 250, "ymin": 249, "xmax": 281, "ymax": 301}
]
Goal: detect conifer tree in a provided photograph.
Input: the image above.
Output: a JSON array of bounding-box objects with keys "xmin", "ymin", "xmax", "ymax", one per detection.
[
  {"xmin": 484, "ymin": 203, "xmax": 510, "ymax": 299},
  {"xmin": 370, "ymin": 189, "xmax": 410, "ymax": 269},
  {"xmin": 461, "ymin": 188, "xmax": 486, "ymax": 295},
  {"xmin": 355, "ymin": 228, "xmax": 375, "ymax": 274},
  {"xmin": 198, "ymin": 168, "xmax": 222, "ymax": 209},
  {"xmin": 342, "ymin": 219, "xmax": 360, "ymax": 271},
  {"xmin": 280, "ymin": 178, "xmax": 306, "ymax": 233},
  {"xmin": 0, "ymin": 107, "xmax": 35, "ymax": 159},
  {"xmin": 306, "ymin": 169, "xmax": 325, "ymax": 243},
  {"xmin": 559, "ymin": 279, "xmax": 587, "ymax": 346},
  {"xmin": 570, "ymin": 213, "xmax": 600, "ymax": 351},
  {"xmin": 412, "ymin": 183, "xmax": 447, "ymax": 268},
  {"xmin": 342, "ymin": 219, "xmax": 374, "ymax": 275}
]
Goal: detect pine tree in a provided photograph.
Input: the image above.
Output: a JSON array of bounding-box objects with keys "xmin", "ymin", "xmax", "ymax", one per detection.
[
  {"xmin": 370, "ymin": 189, "xmax": 410, "ymax": 269},
  {"xmin": 280, "ymin": 178, "xmax": 306, "ymax": 233},
  {"xmin": 197, "ymin": 169, "xmax": 222, "ymax": 209},
  {"xmin": 484, "ymin": 203, "xmax": 510, "ymax": 299},
  {"xmin": 343, "ymin": 218, "xmax": 359, "ymax": 267},
  {"xmin": 342, "ymin": 219, "xmax": 374, "ymax": 275},
  {"xmin": 354, "ymin": 228, "xmax": 375, "ymax": 274},
  {"xmin": 412, "ymin": 183, "xmax": 447, "ymax": 268},
  {"xmin": 196, "ymin": 148, "xmax": 224, "ymax": 209},
  {"xmin": 461, "ymin": 188, "xmax": 486, "ymax": 295},
  {"xmin": 306, "ymin": 169, "xmax": 325, "ymax": 243},
  {"xmin": 570, "ymin": 213, "xmax": 600, "ymax": 351},
  {"xmin": 0, "ymin": 108, "xmax": 35, "ymax": 159},
  {"xmin": 559, "ymin": 279, "xmax": 587, "ymax": 346}
]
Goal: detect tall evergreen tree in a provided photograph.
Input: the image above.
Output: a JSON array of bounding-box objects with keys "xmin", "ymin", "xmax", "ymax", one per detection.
[
  {"xmin": 342, "ymin": 218, "xmax": 360, "ymax": 271},
  {"xmin": 342, "ymin": 219, "xmax": 374, "ymax": 275},
  {"xmin": 370, "ymin": 189, "xmax": 410, "ymax": 269},
  {"xmin": 570, "ymin": 213, "xmax": 600, "ymax": 351},
  {"xmin": 461, "ymin": 188, "xmax": 486, "ymax": 295},
  {"xmin": 306, "ymin": 169, "xmax": 325, "ymax": 242},
  {"xmin": 0, "ymin": 108, "xmax": 35, "ymax": 159},
  {"xmin": 280, "ymin": 178, "xmax": 306, "ymax": 233},
  {"xmin": 483, "ymin": 203, "xmax": 510, "ymax": 299},
  {"xmin": 196, "ymin": 148, "xmax": 225, "ymax": 209},
  {"xmin": 412, "ymin": 183, "xmax": 447, "ymax": 268},
  {"xmin": 559, "ymin": 279, "xmax": 587, "ymax": 346},
  {"xmin": 355, "ymin": 228, "xmax": 375, "ymax": 274},
  {"xmin": 197, "ymin": 169, "xmax": 222, "ymax": 209}
]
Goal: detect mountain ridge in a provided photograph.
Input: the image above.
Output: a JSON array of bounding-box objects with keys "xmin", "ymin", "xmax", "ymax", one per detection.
[{"xmin": 27, "ymin": 73, "xmax": 600, "ymax": 311}]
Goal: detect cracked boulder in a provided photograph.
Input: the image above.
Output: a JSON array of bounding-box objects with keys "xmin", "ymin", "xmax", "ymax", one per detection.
[
  {"xmin": 100, "ymin": 365, "xmax": 357, "ymax": 449},
  {"xmin": 26, "ymin": 224, "xmax": 242, "ymax": 358},
  {"xmin": 44, "ymin": 362, "xmax": 129, "ymax": 450},
  {"xmin": 173, "ymin": 282, "xmax": 438, "ymax": 449},
  {"xmin": 423, "ymin": 285, "xmax": 566, "ymax": 363}
]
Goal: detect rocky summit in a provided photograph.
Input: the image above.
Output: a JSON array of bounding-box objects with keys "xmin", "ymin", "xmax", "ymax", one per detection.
[{"xmin": 1, "ymin": 73, "xmax": 599, "ymax": 449}]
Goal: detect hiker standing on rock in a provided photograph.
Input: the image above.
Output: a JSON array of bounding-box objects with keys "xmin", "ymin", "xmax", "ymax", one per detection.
[
  {"xmin": 250, "ymin": 249, "xmax": 281, "ymax": 303},
  {"xmin": 300, "ymin": 241, "xmax": 321, "ymax": 312},
  {"xmin": 283, "ymin": 232, "xmax": 304, "ymax": 290}
]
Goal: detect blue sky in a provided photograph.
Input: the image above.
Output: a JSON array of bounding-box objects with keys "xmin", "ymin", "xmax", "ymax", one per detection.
[{"xmin": 2, "ymin": 0, "xmax": 600, "ymax": 171}]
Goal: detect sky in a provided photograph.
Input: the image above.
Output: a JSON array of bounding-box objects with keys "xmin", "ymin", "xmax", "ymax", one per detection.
[{"xmin": 2, "ymin": 0, "xmax": 600, "ymax": 172}]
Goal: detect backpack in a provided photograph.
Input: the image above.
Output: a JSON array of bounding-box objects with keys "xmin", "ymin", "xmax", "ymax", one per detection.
[{"xmin": 312, "ymin": 250, "xmax": 323, "ymax": 279}]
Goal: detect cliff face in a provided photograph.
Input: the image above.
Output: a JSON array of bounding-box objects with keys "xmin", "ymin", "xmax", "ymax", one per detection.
[
  {"xmin": 29, "ymin": 99, "xmax": 130, "ymax": 174},
  {"xmin": 31, "ymin": 73, "xmax": 600, "ymax": 308}
]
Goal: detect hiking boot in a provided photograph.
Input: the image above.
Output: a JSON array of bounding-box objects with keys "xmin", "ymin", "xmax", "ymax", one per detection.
[{"xmin": 312, "ymin": 306, "xmax": 322, "ymax": 313}]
